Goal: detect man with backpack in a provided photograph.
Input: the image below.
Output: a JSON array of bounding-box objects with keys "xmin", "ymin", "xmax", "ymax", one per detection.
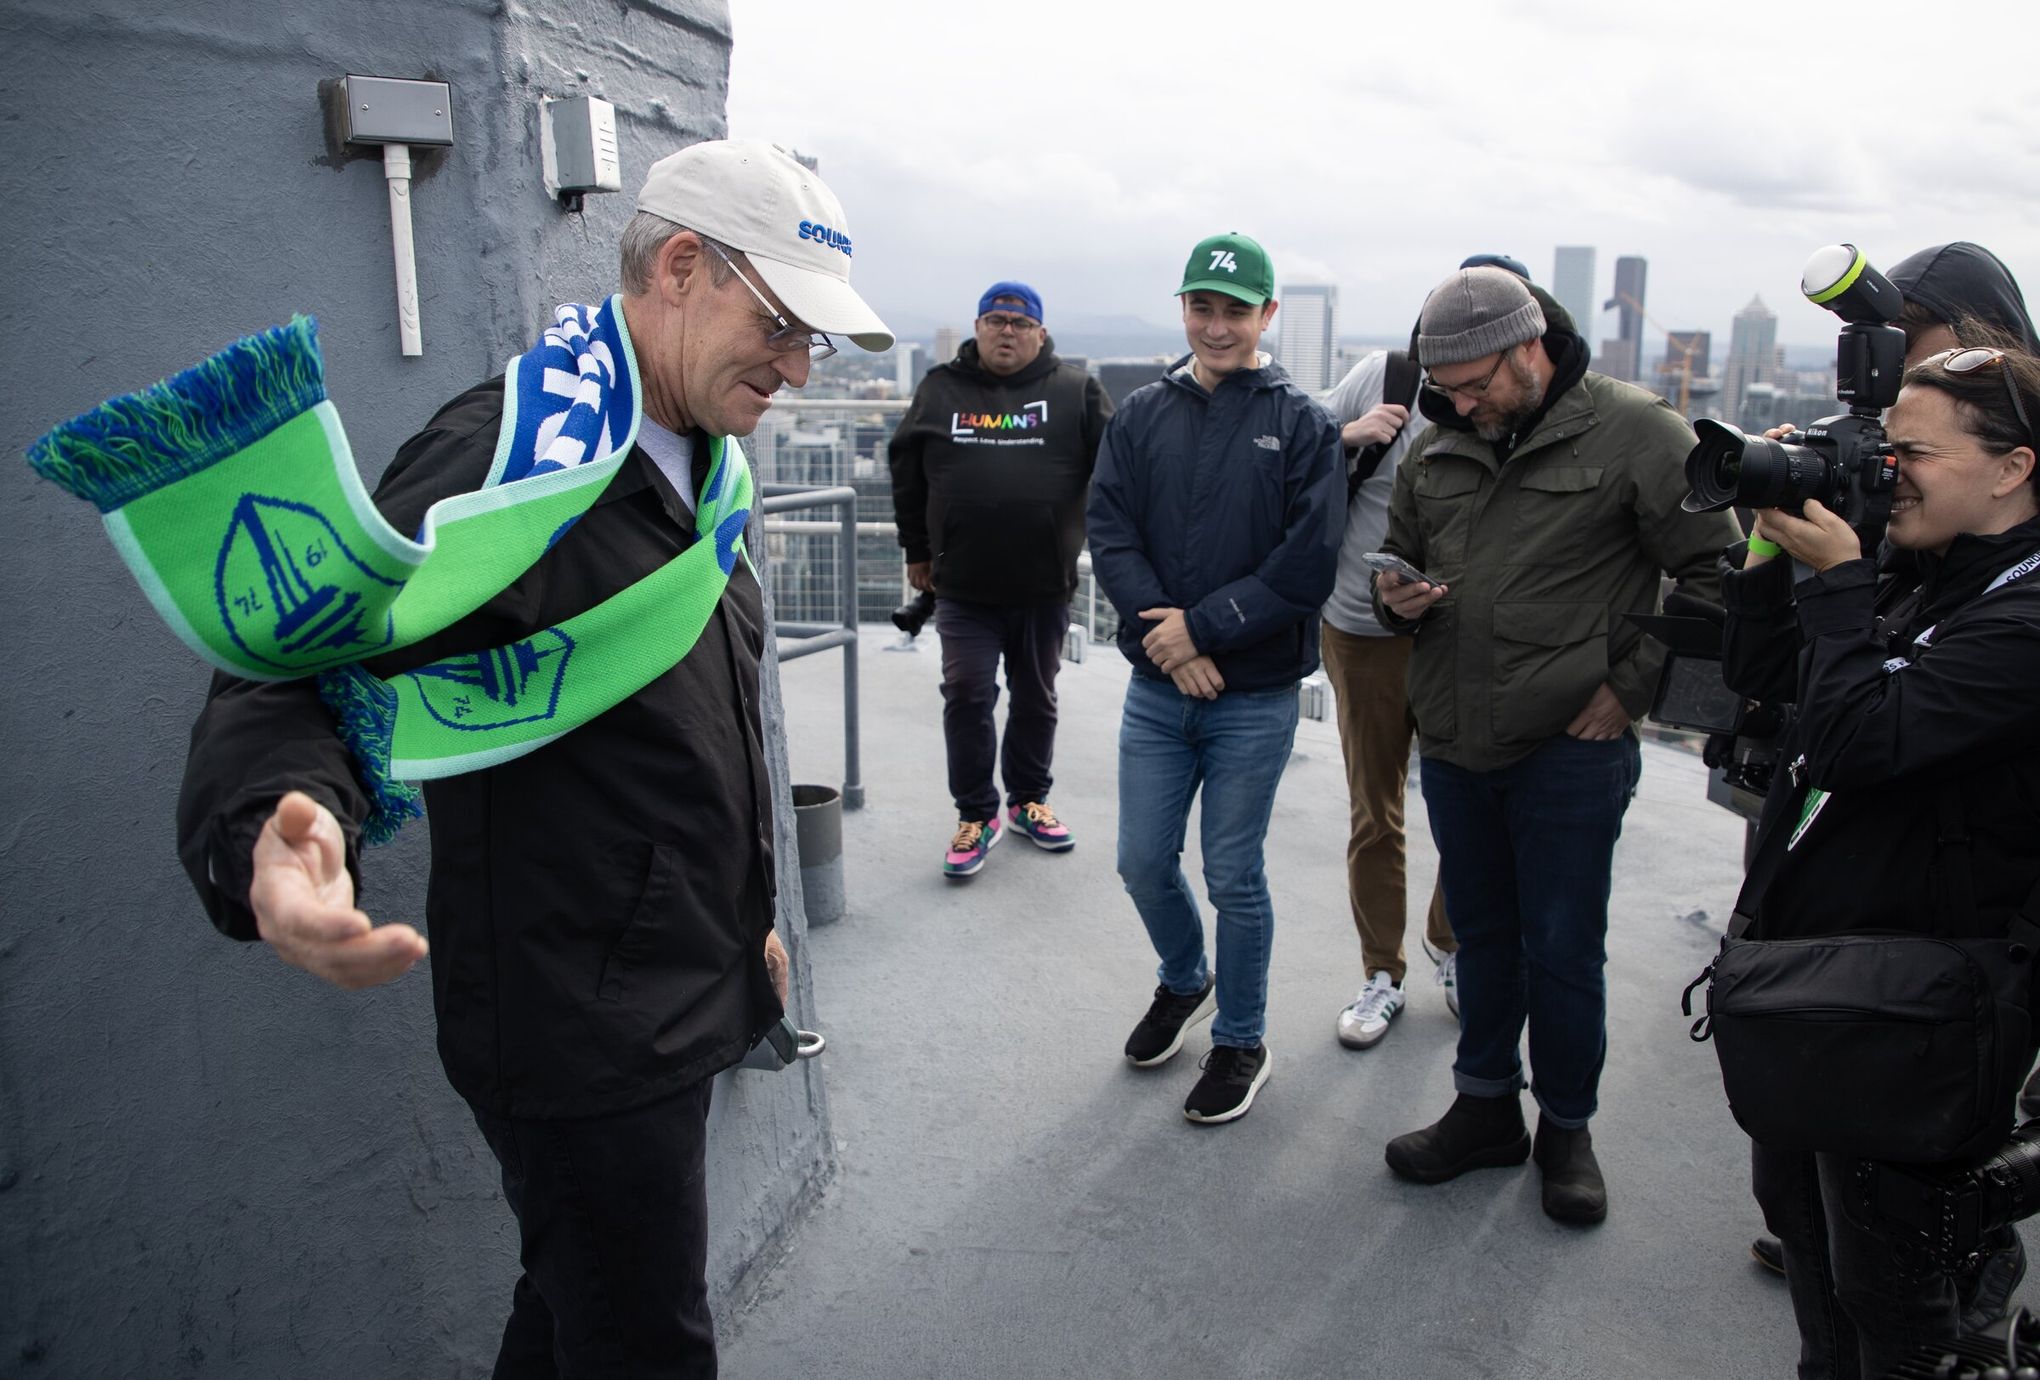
[{"xmin": 1317, "ymin": 343, "xmax": 1458, "ymax": 1049}]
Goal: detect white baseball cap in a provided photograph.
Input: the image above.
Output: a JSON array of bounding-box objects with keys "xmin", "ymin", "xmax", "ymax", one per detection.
[{"xmin": 636, "ymin": 139, "xmax": 894, "ymax": 352}]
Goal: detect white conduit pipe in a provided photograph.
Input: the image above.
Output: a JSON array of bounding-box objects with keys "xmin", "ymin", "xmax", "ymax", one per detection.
[{"xmin": 383, "ymin": 142, "xmax": 422, "ymax": 357}]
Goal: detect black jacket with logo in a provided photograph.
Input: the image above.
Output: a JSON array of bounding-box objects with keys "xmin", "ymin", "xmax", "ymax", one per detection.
[
  {"xmin": 177, "ymin": 378, "xmax": 781, "ymax": 1119},
  {"xmin": 1724, "ymin": 514, "xmax": 2040, "ymax": 942},
  {"xmin": 888, "ymin": 337, "xmax": 1112, "ymax": 604}
]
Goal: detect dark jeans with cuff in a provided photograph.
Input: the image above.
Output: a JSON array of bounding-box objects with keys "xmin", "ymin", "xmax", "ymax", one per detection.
[
  {"xmin": 1418, "ymin": 733, "xmax": 1640, "ymax": 1127},
  {"xmin": 936, "ymin": 597, "xmax": 1070, "ymax": 821},
  {"xmin": 470, "ymin": 1078, "xmax": 717, "ymax": 1379}
]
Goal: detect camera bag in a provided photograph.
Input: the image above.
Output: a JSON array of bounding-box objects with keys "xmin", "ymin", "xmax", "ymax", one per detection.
[{"xmin": 1685, "ymin": 786, "xmax": 2040, "ymax": 1165}]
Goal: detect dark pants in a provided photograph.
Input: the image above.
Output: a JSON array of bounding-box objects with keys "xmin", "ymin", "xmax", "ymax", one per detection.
[
  {"xmin": 936, "ymin": 597, "xmax": 1069, "ymax": 821},
  {"xmin": 470, "ymin": 1079, "xmax": 717, "ymax": 1379},
  {"xmin": 1419, "ymin": 733, "xmax": 1640, "ymax": 1127},
  {"xmin": 1751, "ymin": 1140, "xmax": 1961, "ymax": 1379}
]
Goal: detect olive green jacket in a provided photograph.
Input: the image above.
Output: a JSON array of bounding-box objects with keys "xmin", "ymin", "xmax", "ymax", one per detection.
[{"xmin": 1374, "ymin": 370, "xmax": 1741, "ymax": 770}]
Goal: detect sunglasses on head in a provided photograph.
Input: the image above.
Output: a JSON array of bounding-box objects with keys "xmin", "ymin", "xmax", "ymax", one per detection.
[{"xmin": 1928, "ymin": 347, "xmax": 2035, "ymax": 449}]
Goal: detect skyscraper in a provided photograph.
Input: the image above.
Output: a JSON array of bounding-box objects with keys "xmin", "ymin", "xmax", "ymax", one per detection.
[
  {"xmin": 1278, "ymin": 283, "xmax": 1338, "ymax": 392},
  {"xmin": 1601, "ymin": 256, "xmax": 1647, "ymax": 383},
  {"xmin": 933, "ymin": 327, "xmax": 960, "ymax": 367},
  {"xmin": 1721, "ymin": 296, "xmax": 1778, "ymax": 425},
  {"xmin": 1663, "ymin": 330, "xmax": 1711, "ymax": 381},
  {"xmin": 1553, "ymin": 246, "xmax": 1596, "ymax": 341},
  {"xmin": 893, "ymin": 341, "xmax": 924, "ymax": 396}
]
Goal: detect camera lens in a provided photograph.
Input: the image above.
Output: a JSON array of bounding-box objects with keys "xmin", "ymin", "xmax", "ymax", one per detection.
[
  {"xmin": 1682, "ymin": 419, "xmax": 1837, "ymax": 515},
  {"xmin": 1682, "ymin": 419, "xmax": 1756, "ymax": 513}
]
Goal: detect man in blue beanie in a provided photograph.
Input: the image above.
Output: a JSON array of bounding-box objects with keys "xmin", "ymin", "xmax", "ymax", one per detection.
[{"xmin": 889, "ymin": 282, "xmax": 1113, "ymax": 878}]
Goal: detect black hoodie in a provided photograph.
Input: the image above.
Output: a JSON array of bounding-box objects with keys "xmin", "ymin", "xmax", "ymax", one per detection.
[
  {"xmin": 1888, "ymin": 242, "xmax": 2038, "ymax": 350},
  {"xmin": 887, "ymin": 337, "xmax": 1113, "ymax": 604}
]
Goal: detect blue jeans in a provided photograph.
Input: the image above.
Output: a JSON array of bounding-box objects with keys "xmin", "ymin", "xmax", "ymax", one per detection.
[
  {"xmin": 1116, "ymin": 674, "xmax": 1299, "ymax": 1049},
  {"xmin": 1418, "ymin": 733, "xmax": 1640, "ymax": 1127}
]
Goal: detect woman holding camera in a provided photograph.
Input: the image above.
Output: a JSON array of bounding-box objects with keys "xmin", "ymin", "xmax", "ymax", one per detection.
[{"xmin": 1722, "ymin": 343, "xmax": 2040, "ymax": 1378}]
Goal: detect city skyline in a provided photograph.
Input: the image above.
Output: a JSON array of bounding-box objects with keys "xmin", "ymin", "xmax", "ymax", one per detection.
[{"xmin": 727, "ymin": 1, "xmax": 2037, "ymax": 352}]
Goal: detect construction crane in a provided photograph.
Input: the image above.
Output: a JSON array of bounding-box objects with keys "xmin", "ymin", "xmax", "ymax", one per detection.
[{"xmin": 1617, "ymin": 291, "xmax": 1705, "ymax": 415}]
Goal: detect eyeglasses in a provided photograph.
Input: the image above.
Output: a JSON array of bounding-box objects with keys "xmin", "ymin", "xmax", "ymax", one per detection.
[
  {"xmin": 703, "ymin": 240, "xmax": 837, "ymax": 362},
  {"xmin": 1930, "ymin": 347, "xmax": 2035, "ymax": 448},
  {"xmin": 1424, "ymin": 346, "xmax": 1514, "ymax": 401},
  {"xmin": 979, "ymin": 313, "xmax": 1040, "ymax": 334}
]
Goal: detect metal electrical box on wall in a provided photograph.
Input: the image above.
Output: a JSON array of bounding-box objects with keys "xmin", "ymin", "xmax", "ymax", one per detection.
[
  {"xmin": 542, "ymin": 95, "xmax": 622, "ymax": 206},
  {"xmin": 341, "ymin": 74, "xmax": 454, "ymax": 146}
]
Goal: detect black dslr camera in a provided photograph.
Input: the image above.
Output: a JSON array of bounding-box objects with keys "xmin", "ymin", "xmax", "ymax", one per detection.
[
  {"xmin": 1852, "ymin": 1119, "xmax": 2040, "ymax": 1273},
  {"xmin": 891, "ymin": 589, "xmax": 936, "ymax": 637},
  {"xmin": 1633, "ymin": 246, "xmax": 1914, "ymax": 813},
  {"xmin": 1680, "ymin": 244, "xmax": 1907, "ymax": 555}
]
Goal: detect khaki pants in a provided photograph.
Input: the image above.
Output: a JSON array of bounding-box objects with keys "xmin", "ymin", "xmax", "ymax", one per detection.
[{"xmin": 1319, "ymin": 622, "xmax": 1454, "ymax": 983}]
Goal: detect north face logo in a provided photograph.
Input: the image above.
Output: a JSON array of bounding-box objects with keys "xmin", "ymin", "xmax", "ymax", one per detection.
[{"xmin": 1253, "ymin": 435, "xmax": 1280, "ymax": 450}]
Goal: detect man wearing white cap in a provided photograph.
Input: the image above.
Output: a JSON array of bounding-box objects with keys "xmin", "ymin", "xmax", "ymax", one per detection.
[{"xmin": 176, "ymin": 140, "xmax": 891, "ymax": 1376}]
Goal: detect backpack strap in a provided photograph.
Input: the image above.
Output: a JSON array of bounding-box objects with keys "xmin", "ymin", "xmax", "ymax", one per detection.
[{"xmin": 1348, "ymin": 350, "xmax": 1422, "ymax": 502}]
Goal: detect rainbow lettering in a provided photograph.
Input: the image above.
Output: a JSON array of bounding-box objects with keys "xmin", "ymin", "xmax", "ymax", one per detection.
[{"xmin": 950, "ymin": 399, "xmax": 1050, "ymax": 439}]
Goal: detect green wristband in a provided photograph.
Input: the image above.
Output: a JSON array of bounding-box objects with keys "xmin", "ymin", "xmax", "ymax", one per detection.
[{"xmin": 1747, "ymin": 536, "xmax": 1782, "ymax": 557}]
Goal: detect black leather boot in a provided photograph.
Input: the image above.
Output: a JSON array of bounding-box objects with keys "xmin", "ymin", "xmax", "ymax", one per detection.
[
  {"xmin": 1532, "ymin": 1117, "xmax": 1607, "ymax": 1224},
  {"xmin": 1384, "ymin": 1093, "xmax": 1530, "ymax": 1184}
]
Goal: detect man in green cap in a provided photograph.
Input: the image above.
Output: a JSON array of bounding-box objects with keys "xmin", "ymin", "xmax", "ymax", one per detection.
[{"xmin": 1086, "ymin": 232, "xmax": 1342, "ymax": 1124}]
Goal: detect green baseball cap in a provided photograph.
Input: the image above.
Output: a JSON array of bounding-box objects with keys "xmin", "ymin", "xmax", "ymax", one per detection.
[{"xmin": 1177, "ymin": 231, "xmax": 1274, "ymax": 305}]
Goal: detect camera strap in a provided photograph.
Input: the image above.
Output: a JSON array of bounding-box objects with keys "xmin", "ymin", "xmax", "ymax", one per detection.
[{"xmin": 1887, "ymin": 551, "xmax": 2040, "ymax": 671}]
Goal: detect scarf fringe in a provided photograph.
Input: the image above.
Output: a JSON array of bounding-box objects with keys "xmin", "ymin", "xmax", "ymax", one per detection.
[
  {"xmin": 27, "ymin": 317, "xmax": 327, "ymax": 514},
  {"xmin": 316, "ymin": 663, "xmax": 425, "ymax": 846}
]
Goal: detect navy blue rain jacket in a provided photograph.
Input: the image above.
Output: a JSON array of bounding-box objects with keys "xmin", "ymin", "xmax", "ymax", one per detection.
[{"xmin": 1087, "ymin": 354, "xmax": 1343, "ymax": 692}]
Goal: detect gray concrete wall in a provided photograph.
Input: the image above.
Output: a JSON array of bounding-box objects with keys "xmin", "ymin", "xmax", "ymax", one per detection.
[{"xmin": 0, "ymin": 2, "xmax": 833, "ymax": 1374}]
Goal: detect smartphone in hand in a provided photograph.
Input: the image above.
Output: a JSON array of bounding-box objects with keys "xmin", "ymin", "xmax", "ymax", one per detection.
[{"xmin": 1360, "ymin": 551, "xmax": 1438, "ymax": 587}]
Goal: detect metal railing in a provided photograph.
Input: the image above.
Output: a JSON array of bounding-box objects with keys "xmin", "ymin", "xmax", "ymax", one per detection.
[{"xmin": 759, "ymin": 482, "xmax": 863, "ymax": 810}]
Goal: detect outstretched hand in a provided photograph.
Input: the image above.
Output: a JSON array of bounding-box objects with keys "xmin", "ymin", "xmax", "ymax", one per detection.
[{"xmin": 250, "ymin": 791, "xmax": 427, "ymax": 989}]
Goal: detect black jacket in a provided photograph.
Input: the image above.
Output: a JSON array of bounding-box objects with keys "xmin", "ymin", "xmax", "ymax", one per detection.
[
  {"xmin": 1724, "ymin": 514, "xmax": 2040, "ymax": 941},
  {"xmin": 1087, "ymin": 355, "xmax": 1342, "ymax": 692},
  {"xmin": 887, "ymin": 337, "xmax": 1112, "ymax": 604},
  {"xmin": 177, "ymin": 378, "xmax": 782, "ymax": 1119}
]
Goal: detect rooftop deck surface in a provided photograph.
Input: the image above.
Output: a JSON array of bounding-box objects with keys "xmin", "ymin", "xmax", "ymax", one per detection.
[{"xmin": 725, "ymin": 631, "xmax": 2035, "ymax": 1379}]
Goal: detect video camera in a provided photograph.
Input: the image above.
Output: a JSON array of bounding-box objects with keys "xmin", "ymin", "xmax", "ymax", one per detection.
[
  {"xmin": 1681, "ymin": 244, "xmax": 1907, "ymax": 554},
  {"xmin": 1851, "ymin": 1119, "xmax": 2040, "ymax": 1273},
  {"xmin": 1634, "ymin": 246, "xmax": 1913, "ymax": 816}
]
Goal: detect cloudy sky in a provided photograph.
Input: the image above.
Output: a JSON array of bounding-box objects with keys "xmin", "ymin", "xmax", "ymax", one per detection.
[{"xmin": 726, "ymin": 0, "xmax": 2039, "ymax": 352}]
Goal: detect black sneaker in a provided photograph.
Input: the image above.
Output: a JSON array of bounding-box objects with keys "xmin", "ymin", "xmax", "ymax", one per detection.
[
  {"xmin": 1123, "ymin": 979, "xmax": 1216, "ymax": 1067},
  {"xmin": 1183, "ymin": 1043, "xmax": 1271, "ymax": 1124}
]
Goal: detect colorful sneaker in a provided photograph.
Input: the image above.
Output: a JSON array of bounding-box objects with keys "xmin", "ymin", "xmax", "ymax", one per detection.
[
  {"xmin": 1335, "ymin": 970, "xmax": 1405, "ymax": 1049},
  {"xmin": 942, "ymin": 816, "xmax": 1002, "ymax": 879},
  {"xmin": 1183, "ymin": 1043, "xmax": 1272, "ymax": 1124},
  {"xmin": 1007, "ymin": 801, "xmax": 1074, "ymax": 852}
]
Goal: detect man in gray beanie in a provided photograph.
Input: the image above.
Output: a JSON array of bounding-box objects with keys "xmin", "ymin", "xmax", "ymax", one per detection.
[{"xmin": 1369, "ymin": 265, "xmax": 1738, "ymax": 1223}]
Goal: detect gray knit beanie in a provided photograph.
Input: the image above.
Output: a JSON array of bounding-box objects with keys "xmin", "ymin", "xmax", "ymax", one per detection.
[{"xmin": 1416, "ymin": 266, "xmax": 1547, "ymax": 366}]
